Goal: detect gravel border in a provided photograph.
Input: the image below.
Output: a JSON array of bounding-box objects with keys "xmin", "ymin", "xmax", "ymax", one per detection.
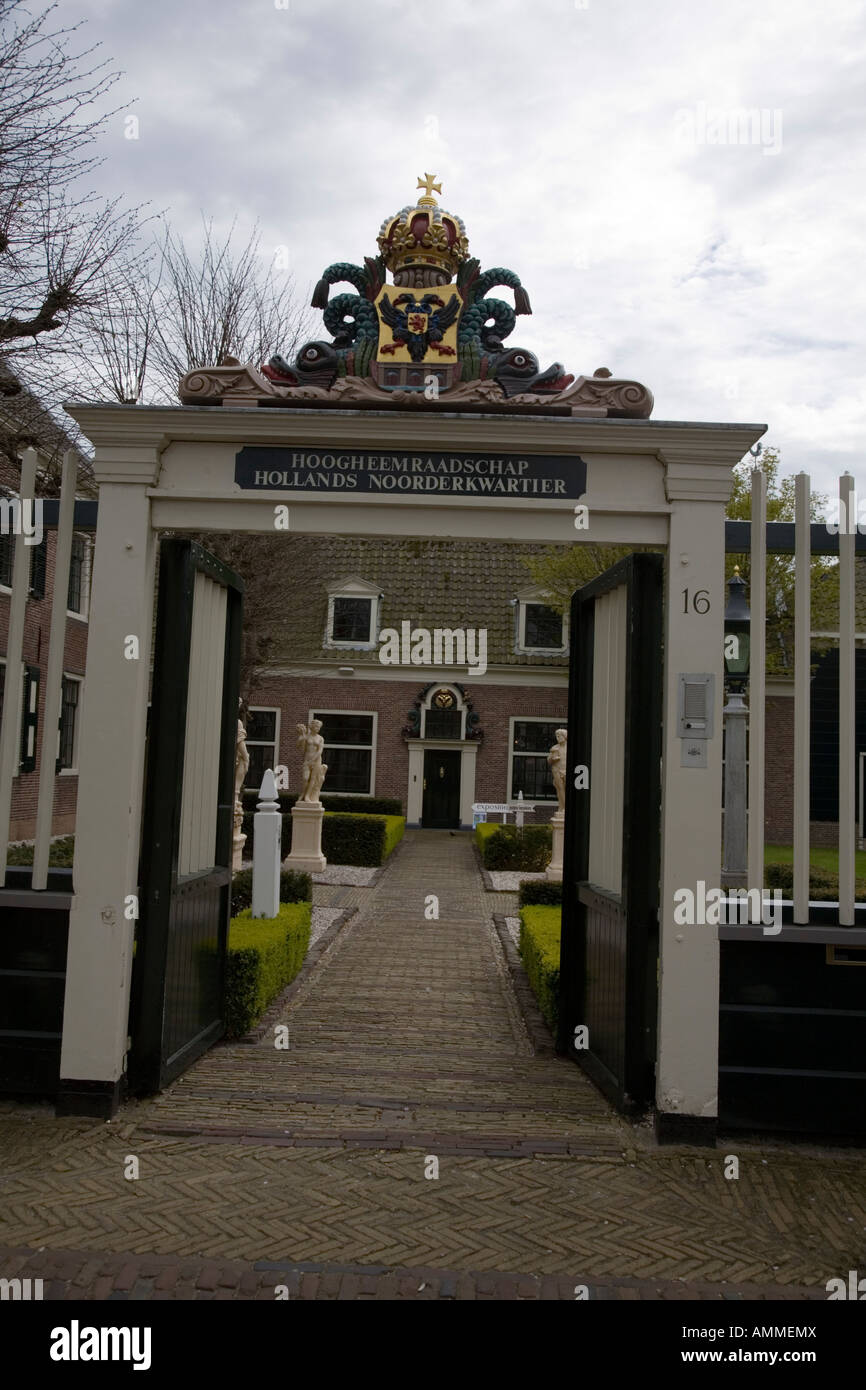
[
  {"xmin": 312, "ymin": 865, "xmax": 379, "ymax": 887},
  {"xmin": 489, "ymin": 870, "xmax": 547, "ymax": 892}
]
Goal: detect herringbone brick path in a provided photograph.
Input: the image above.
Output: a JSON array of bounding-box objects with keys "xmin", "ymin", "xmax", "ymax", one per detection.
[{"xmin": 1, "ymin": 831, "xmax": 864, "ymax": 1300}]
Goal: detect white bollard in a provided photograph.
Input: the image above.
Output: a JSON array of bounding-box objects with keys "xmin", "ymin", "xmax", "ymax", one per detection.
[{"xmin": 252, "ymin": 769, "xmax": 281, "ymax": 919}]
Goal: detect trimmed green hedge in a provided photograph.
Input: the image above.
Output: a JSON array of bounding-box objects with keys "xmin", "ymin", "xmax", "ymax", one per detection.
[
  {"xmin": 225, "ymin": 901, "xmax": 311, "ymax": 1038},
  {"xmin": 519, "ymin": 905, "xmax": 561, "ymax": 1034},
  {"xmin": 381, "ymin": 814, "xmax": 405, "ymax": 860},
  {"xmin": 481, "ymin": 825, "xmax": 552, "ymax": 872},
  {"xmin": 765, "ymin": 861, "xmax": 866, "ymax": 903},
  {"xmin": 7, "ymin": 836, "xmax": 75, "ymax": 867},
  {"xmin": 518, "ymin": 878, "xmax": 562, "ymax": 907},
  {"xmin": 474, "ymin": 822, "xmax": 501, "ymax": 851},
  {"xmin": 241, "ymin": 808, "xmax": 405, "ymax": 867},
  {"xmin": 230, "ymin": 867, "xmax": 311, "ymax": 913},
  {"xmin": 322, "ymin": 812, "xmax": 404, "ymax": 866}
]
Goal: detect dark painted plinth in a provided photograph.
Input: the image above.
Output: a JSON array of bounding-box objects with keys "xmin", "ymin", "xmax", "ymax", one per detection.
[
  {"xmin": 655, "ymin": 1112, "xmax": 717, "ymax": 1146},
  {"xmin": 56, "ymin": 1076, "xmax": 124, "ymax": 1120}
]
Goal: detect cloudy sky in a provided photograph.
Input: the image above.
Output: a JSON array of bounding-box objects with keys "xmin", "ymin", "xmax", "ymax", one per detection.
[{"xmin": 55, "ymin": 0, "xmax": 865, "ymax": 496}]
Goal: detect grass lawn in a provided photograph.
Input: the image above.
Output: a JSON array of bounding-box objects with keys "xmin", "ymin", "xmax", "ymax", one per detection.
[{"xmin": 765, "ymin": 844, "xmax": 866, "ymax": 876}]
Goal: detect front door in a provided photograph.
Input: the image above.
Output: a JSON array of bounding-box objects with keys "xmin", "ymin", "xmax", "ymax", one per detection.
[{"xmin": 422, "ymin": 749, "xmax": 461, "ymax": 828}]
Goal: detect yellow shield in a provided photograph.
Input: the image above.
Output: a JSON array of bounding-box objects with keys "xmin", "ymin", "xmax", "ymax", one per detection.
[{"xmin": 375, "ymin": 285, "xmax": 462, "ymax": 365}]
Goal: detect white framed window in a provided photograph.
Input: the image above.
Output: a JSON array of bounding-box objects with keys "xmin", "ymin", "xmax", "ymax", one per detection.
[
  {"xmin": 246, "ymin": 706, "xmax": 280, "ymax": 791},
  {"xmin": 309, "ymin": 709, "xmax": 378, "ymax": 795},
  {"xmin": 58, "ymin": 673, "xmax": 83, "ymax": 773},
  {"xmin": 67, "ymin": 532, "xmax": 92, "ymax": 621},
  {"xmin": 508, "ymin": 716, "xmax": 564, "ymax": 801},
  {"xmin": 514, "ymin": 588, "xmax": 568, "ymax": 655},
  {"xmin": 324, "ymin": 577, "xmax": 382, "ymax": 650}
]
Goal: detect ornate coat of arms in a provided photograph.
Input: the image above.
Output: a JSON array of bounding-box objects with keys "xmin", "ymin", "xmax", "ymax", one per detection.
[{"xmin": 178, "ymin": 173, "xmax": 653, "ymax": 417}]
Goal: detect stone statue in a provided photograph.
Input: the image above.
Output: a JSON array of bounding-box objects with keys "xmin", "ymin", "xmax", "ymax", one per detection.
[
  {"xmin": 548, "ymin": 728, "xmax": 568, "ymax": 814},
  {"xmin": 235, "ymin": 710, "xmax": 250, "ymax": 808},
  {"xmin": 296, "ymin": 719, "xmax": 327, "ymax": 803},
  {"xmin": 233, "ymin": 704, "xmax": 250, "ymax": 869}
]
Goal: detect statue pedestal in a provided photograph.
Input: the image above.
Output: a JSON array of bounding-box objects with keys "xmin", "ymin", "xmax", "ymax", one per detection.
[
  {"xmin": 283, "ymin": 801, "xmax": 327, "ymax": 873},
  {"xmin": 546, "ymin": 810, "xmax": 565, "ymax": 882}
]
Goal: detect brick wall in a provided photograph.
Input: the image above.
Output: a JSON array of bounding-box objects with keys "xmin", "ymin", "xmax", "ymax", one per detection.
[
  {"xmin": 764, "ymin": 694, "xmax": 794, "ymax": 843},
  {"xmin": 0, "ymin": 528, "xmax": 87, "ymax": 840},
  {"xmin": 762, "ymin": 692, "xmax": 842, "ymax": 847},
  {"xmin": 247, "ymin": 673, "xmax": 568, "ymax": 819}
]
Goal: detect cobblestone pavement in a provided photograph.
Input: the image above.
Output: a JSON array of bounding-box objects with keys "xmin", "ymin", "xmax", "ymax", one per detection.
[{"xmin": 1, "ymin": 831, "xmax": 864, "ymax": 1301}]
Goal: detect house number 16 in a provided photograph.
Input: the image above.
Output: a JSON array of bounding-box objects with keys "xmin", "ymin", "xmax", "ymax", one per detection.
[{"xmin": 682, "ymin": 588, "xmax": 711, "ymax": 614}]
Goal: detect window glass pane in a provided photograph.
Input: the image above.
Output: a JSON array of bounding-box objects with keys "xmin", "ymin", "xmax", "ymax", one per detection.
[
  {"xmin": 511, "ymin": 754, "xmax": 557, "ymax": 801},
  {"xmin": 0, "ymin": 532, "xmax": 13, "ymax": 587},
  {"xmin": 324, "ymin": 747, "xmax": 371, "ymax": 793},
  {"xmin": 524, "ymin": 603, "xmax": 562, "ymax": 648},
  {"xmin": 247, "ymin": 709, "xmax": 277, "ymax": 742},
  {"xmin": 424, "ymin": 709, "xmax": 462, "ymax": 739},
  {"xmin": 314, "ymin": 713, "xmax": 373, "ymax": 746},
  {"xmin": 513, "ymin": 720, "xmax": 560, "ymax": 754},
  {"xmin": 59, "ymin": 678, "xmax": 79, "ymax": 769},
  {"xmin": 247, "ymin": 743, "xmax": 272, "ymax": 792},
  {"xmin": 331, "ymin": 597, "xmax": 372, "ymax": 642},
  {"xmin": 67, "ymin": 535, "xmax": 85, "ymax": 612},
  {"xmin": 30, "ymin": 541, "xmax": 46, "ymax": 597}
]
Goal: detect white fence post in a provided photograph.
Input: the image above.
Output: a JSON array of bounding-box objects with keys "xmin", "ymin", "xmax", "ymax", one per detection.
[
  {"xmin": 793, "ymin": 472, "xmax": 811, "ymax": 923},
  {"xmin": 252, "ymin": 768, "xmax": 281, "ymax": 919},
  {"xmin": 838, "ymin": 473, "xmax": 856, "ymax": 925}
]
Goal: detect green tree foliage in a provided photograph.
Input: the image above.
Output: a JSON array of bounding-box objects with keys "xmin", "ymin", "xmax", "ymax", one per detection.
[
  {"xmin": 724, "ymin": 449, "xmax": 837, "ymax": 673},
  {"xmin": 523, "ymin": 447, "xmax": 838, "ymax": 675}
]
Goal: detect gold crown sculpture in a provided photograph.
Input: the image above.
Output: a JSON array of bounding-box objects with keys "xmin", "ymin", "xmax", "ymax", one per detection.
[{"xmin": 377, "ymin": 174, "xmax": 470, "ymax": 280}]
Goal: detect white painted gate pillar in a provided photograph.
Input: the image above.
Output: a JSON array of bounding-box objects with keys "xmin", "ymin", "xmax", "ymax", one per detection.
[
  {"xmin": 655, "ymin": 449, "xmax": 733, "ymax": 1142},
  {"xmin": 58, "ymin": 447, "xmax": 160, "ymax": 1116}
]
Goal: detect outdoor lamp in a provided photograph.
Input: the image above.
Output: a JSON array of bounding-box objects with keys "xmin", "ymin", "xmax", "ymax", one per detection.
[{"xmin": 724, "ymin": 565, "xmax": 751, "ymax": 690}]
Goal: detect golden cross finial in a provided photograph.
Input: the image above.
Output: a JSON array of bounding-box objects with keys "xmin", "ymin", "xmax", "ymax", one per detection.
[{"xmin": 417, "ymin": 172, "xmax": 442, "ymax": 202}]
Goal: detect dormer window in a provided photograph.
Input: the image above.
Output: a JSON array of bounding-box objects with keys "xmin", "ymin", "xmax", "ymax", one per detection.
[
  {"xmin": 332, "ymin": 597, "xmax": 373, "ymax": 643},
  {"xmin": 515, "ymin": 589, "xmax": 567, "ymax": 655},
  {"xmin": 325, "ymin": 577, "xmax": 382, "ymax": 650},
  {"xmin": 524, "ymin": 603, "xmax": 563, "ymax": 650}
]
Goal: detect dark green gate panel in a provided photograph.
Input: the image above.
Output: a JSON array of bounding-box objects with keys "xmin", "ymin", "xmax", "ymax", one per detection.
[
  {"xmin": 719, "ymin": 938, "xmax": 866, "ymax": 1136},
  {"xmin": 557, "ymin": 553, "xmax": 663, "ymax": 1114},
  {"xmin": 0, "ymin": 868, "xmax": 72, "ymax": 1095},
  {"xmin": 129, "ymin": 540, "xmax": 243, "ymax": 1093}
]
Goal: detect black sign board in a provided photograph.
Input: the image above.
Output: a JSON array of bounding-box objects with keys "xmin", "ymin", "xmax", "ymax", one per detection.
[{"xmin": 235, "ymin": 446, "xmax": 587, "ymax": 500}]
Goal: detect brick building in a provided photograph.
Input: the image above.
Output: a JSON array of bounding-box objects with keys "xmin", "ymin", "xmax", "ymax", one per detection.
[
  {"xmin": 0, "ymin": 377, "xmax": 91, "ymax": 841},
  {"xmin": 245, "ymin": 535, "xmax": 568, "ymax": 828}
]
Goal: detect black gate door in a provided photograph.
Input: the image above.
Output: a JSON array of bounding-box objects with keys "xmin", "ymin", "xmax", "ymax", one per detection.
[
  {"xmin": 422, "ymin": 749, "xmax": 461, "ymax": 828},
  {"xmin": 129, "ymin": 539, "xmax": 243, "ymax": 1093},
  {"xmin": 556, "ymin": 553, "xmax": 663, "ymax": 1113}
]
